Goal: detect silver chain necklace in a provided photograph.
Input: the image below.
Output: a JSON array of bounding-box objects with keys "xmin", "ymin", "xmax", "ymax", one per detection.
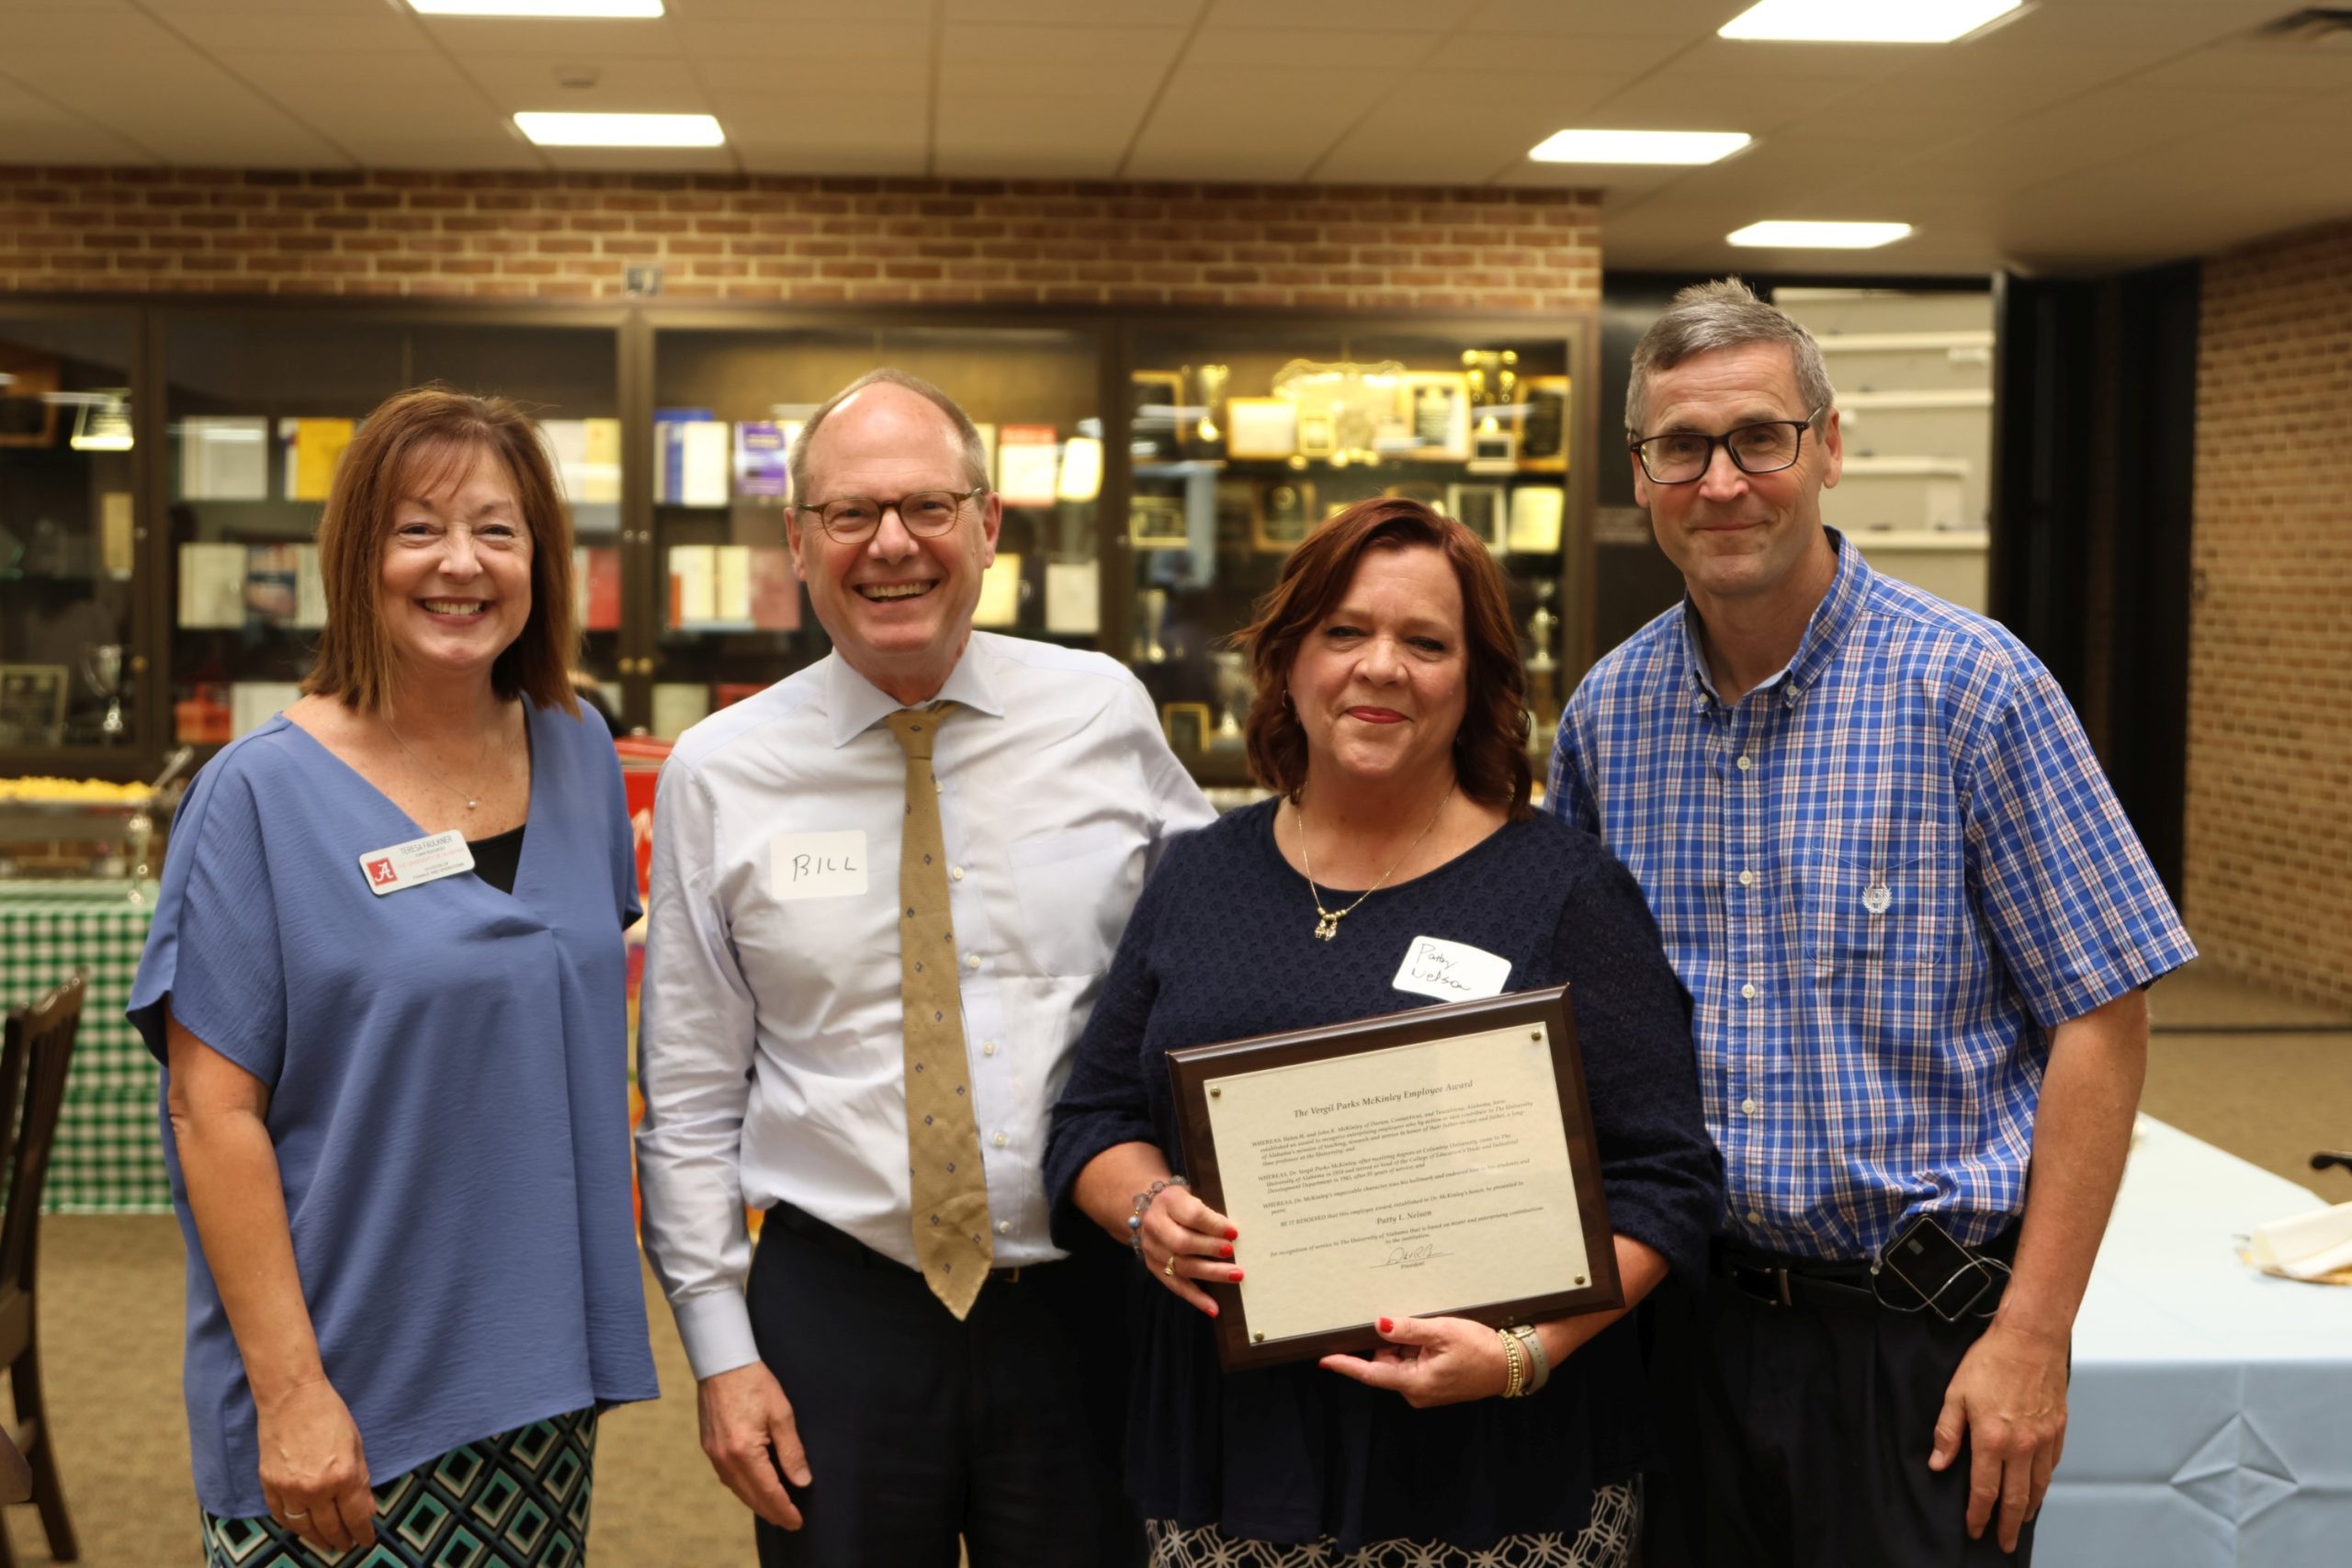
[
  {"xmin": 1294, "ymin": 784, "xmax": 1453, "ymax": 942},
  {"xmin": 386, "ymin": 711, "xmax": 503, "ymax": 813}
]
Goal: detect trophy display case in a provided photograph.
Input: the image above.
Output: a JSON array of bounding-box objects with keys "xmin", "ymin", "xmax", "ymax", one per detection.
[
  {"xmin": 0, "ymin": 307, "xmax": 143, "ymax": 773},
  {"xmin": 1123, "ymin": 319, "xmax": 1597, "ymax": 785},
  {"xmin": 643, "ymin": 319, "xmax": 1108, "ymax": 738},
  {"xmin": 157, "ymin": 310, "xmax": 626, "ymax": 750}
]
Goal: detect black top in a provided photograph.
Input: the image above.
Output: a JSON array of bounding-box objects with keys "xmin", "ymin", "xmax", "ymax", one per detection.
[
  {"xmin": 467, "ymin": 820, "xmax": 526, "ymax": 895},
  {"xmin": 1045, "ymin": 800, "xmax": 1722, "ymax": 1551}
]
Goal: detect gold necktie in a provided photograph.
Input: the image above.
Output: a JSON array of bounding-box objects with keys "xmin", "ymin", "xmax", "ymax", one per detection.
[{"xmin": 885, "ymin": 705, "xmax": 994, "ymax": 1318}]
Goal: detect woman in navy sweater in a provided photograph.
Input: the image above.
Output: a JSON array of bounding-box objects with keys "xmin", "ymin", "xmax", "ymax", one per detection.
[{"xmin": 1046, "ymin": 499, "xmax": 1721, "ymax": 1567}]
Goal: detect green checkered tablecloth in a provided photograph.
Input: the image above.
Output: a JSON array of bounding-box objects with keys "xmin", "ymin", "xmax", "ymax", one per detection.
[{"xmin": 0, "ymin": 880, "xmax": 169, "ymax": 1213}]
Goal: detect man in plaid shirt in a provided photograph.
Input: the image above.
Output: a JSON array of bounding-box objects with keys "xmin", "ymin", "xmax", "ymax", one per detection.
[{"xmin": 1549, "ymin": 279, "xmax": 2194, "ymax": 1566}]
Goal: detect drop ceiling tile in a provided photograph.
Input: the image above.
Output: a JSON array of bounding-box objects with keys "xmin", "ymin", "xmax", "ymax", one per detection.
[
  {"xmin": 940, "ymin": 0, "xmax": 1206, "ymax": 24},
  {"xmin": 732, "ymin": 137, "xmax": 929, "ymax": 175},
  {"xmin": 934, "ymin": 98, "xmax": 1143, "ymax": 177},
  {"xmin": 1315, "ymin": 71, "xmax": 1624, "ymax": 182},
  {"xmin": 937, "ymin": 55, "xmax": 1171, "ymax": 97},
  {"xmin": 940, "ymin": 22, "xmax": 1191, "ymax": 63},
  {"xmin": 1586, "ymin": 70, "xmax": 1871, "ymax": 131},
  {"xmin": 160, "ymin": 8, "xmax": 435, "ymax": 55},
  {"xmin": 457, "ymin": 54, "xmax": 711, "ymax": 111},
  {"xmin": 414, "ymin": 17, "xmax": 684, "ymax": 57},
  {"xmin": 1186, "ymin": 29, "xmax": 1442, "ymax": 69},
  {"xmin": 230, "ymin": 51, "xmax": 480, "ymax": 94},
  {"xmin": 1419, "ymin": 31, "xmax": 1688, "ymax": 74},
  {"xmin": 676, "ymin": 0, "xmax": 932, "ymax": 17},
  {"xmin": 673, "ymin": 17, "xmax": 929, "ymax": 60},
  {"xmin": 1201, "ymin": 0, "xmax": 1480, "ymax": 30},
  {"xmin": 335, "ymin": 130, "xmax": 546, "ymax": 171},
  {"xmin": 1465, "ymin": 0, "xmax": 1748, "ymax": 39}
]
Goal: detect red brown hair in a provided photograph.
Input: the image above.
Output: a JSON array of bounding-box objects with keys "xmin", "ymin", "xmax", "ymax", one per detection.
[
  {"xmin": 1237, "ymin": 497, "xmax": 1532, "ymax": 819},
  {"xmin": 302, "ymin": 386, "xmax": 579, "ymax": 716}
]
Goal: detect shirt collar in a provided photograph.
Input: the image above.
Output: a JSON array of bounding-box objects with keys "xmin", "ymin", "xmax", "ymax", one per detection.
[
  {"xmin": 1676, "ymin": 525, "xmax": 1871, "ymax": 706},
  {"xmin": 821, "ymin": 636, "xmax": 1007, "ymax": 748}
]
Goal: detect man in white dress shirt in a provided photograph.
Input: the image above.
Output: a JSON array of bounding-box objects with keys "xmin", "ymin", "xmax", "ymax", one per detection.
[{"xmin": 637, "ymin": 368, "xmax": 1213, "ymax": 1566}]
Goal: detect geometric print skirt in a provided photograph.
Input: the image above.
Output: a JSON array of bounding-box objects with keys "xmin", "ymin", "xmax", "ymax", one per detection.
[
  {"xmin": 199, "ymin": 1408, "xmax": 597, "ymax": 1568},
  {"xmin": 1144, "ymin": 1479, "xmax": 1638, "ymax": 1568}
]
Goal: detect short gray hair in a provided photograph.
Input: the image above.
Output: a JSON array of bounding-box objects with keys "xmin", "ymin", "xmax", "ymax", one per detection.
[
  {"xmin": 1625, "ymin": 277, "xmax": 1837, "ymax": 439},
  {"xmin": 787, "ymin": 367, "xmax": 991, "ymax": 501}
]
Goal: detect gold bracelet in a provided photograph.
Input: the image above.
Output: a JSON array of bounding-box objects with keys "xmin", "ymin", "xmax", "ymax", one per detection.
[{"xmin": 1497, "ymin": 1326, "xmax": 1524, "ymax": 1399}]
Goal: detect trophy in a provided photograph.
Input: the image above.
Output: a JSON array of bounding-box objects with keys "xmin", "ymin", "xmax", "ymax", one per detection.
[
  {"xmin": 1462, "ymin": 349, "xmax": 1520, "ymax": 412},
  {"xmin": 1525, "ymin": 581, "xmax": 1561, "ymax": 737},
  {"xmin": 1136, "ymin": 587, "xmax": 1172, "ymax": 664},
  {"xmin": 1189, "ymin": 363, "xmax": 1229, "ymax": 457},
  {"xmin": 1211, "ymin": 649, "xmax": 1250, "ymax": 747},
  {"xmin": 81, "ymin": 642, "xmax": 127, "ymax": 740}
]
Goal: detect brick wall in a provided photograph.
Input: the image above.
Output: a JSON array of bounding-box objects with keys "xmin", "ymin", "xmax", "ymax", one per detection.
[
  {"xmin": 0, "ymin": 167, "xmax": 1600, "ymax": 311},
  {"xmin": 2189, "ymin": 218, "xmax": 2352, "ymax": 1009}
]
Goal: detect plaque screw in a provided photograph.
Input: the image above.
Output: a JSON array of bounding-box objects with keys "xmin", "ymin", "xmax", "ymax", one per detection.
[
  {"xmin": 1530, "ymin": 1030, "xmax": 1543, "ymax": 1042},
  {"xmin": 1209, "ymin": 1086, "xmax": 1221, "ymax": 1098},
  {"xmin": 1252, "ymin": 1332, "xmax": 1264, "ymax": 1343},
  {"xmin": 1576, "ymin": 1275, "xmax": 1587, "ymax": 1286}
]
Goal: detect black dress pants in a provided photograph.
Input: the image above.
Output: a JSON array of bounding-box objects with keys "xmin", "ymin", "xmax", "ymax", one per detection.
[
  {"xmin": 1641, "ymin": 1271, "xmax": 2041, "ymax": 1568},
  {"xmin": 745, "ymin": 1203, "xmax": 1142, "ymax": 1568}
]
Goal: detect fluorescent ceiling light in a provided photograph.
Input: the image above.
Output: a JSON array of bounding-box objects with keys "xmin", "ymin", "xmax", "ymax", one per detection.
[
  {"xmin": 1719, "ymin": 0, "xmax": 2022, "ymax": 43},
  {"xmin": 411, "ymin": 2, "xmax": 664, "ymax": 17},
  {"xmin": 514, "ymin": 112, "xmax": 723, "ymax": 148},
  {"xmin": 1528, "ymin": 130, "xmax": 1751, "ymax": 165},
  {"xmin": 1727, "ymin": 220, "xmax": 1914, "ymax": 249}
]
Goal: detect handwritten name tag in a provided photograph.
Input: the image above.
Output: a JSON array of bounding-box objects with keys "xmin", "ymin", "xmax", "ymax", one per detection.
[
  {"xmin": 1391, "ymin": 935, "xmax": 1512, "ymax": 1003},
  {"xmin": 357, "ymin": 830, "xmax": 475, "ymax": 897},
  {"xmin": 770, "ymin": 830, "xmax": 868, "ymax": 901}
]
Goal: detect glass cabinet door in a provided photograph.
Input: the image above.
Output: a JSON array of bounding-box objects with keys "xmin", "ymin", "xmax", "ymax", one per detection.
[
  {"xmin": 1125, "ymin": 323, "xmax": 1579, "ymax": 785},
  {"xmin": 0, "ymin": 310, "xmax": 141, "ymax": 761},
  {"xmin": 160, "ymin": 314, "xmax": 622, "ymax": 748},
  {"xmin": 647, "ymin": 321, "xmax": 1104, "ymax": 738}
]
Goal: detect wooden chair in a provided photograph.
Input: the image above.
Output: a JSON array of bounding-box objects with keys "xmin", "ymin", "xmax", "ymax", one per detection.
[{"xmin": 0, "ymin": 973, "xmax": 83, "ymax": 1563}]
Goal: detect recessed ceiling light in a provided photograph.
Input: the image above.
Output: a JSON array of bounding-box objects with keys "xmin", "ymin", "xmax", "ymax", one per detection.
[
  {"xmin": 514, "ymin": 112, "xmax": 723, "ymax": 148},
  {"xmin": 1527, "ymin": 130, "xmax": 1751, "ymax": 165},
  {"xmin": 1719, "ymin": 0, "xmax": 2022, "ymax": 43},
  {"xmin": 1727, "ymin": 220, "xmax": 1914, "ymax": 249},
  {"xmin": 411, "ymin": 2, "xmax": 664, "ymax": 18}
]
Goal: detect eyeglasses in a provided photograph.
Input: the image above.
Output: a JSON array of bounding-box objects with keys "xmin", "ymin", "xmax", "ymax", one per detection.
[
  {"xmin": 794, "ymin": 486, "xmax": 987, "ymax": 544},
  {"xmin": 1629, "ymin": 408, "xmax": 1826, "ymax": 485}
]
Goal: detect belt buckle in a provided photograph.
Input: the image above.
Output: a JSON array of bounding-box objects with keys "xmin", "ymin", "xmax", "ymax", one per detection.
[{"xmin": 1728, "ymin": 1259, "xmax": 1795, "ymax": 1307}]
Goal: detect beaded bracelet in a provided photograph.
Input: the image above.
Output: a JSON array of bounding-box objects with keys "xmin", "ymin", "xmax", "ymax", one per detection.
[
  {"xmin": 1126, "ymin": 1175, "xmax": 1189, "ymax": 1253},
  {"xmin": 1498, "ymin": 1326, "xmax": 1525, "ymax": 1399}
]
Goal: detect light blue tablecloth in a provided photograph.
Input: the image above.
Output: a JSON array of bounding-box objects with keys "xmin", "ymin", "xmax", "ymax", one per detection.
[{"xmin": 2041, "ymin": 1117, "xmax": 2352, "ymax": 1563}]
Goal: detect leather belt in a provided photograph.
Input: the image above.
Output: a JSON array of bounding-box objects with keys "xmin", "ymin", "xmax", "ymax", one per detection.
[
  {"xmin": 765, "ymin": 1201, "xmax": 1038, "ymax": 1285},
  {"xmin": 1714, "ymin": 1224, "xmax": 2019, "ymax": 1316}
]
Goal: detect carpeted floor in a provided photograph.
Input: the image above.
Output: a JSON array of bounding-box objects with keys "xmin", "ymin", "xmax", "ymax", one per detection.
[{"xmin": 6, "ymin": 959, "xmax": 2347, "ymax": 1566}]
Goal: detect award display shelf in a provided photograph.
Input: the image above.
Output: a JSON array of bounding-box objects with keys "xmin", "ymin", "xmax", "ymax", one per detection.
[{"xmin": 0, "ymin": 299, "xmax": 1600, "ymax": 788}]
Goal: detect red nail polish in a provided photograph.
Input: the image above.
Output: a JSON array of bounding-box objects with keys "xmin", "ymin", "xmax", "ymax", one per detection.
[
  {"xmin": 1229, "ymin": 1268, "xmax": 1245, "ymax": 1282},
  {"xmin": 1377, "ymin": 1316, "xmax": 1393, "ymax": 1334},
  {"xmin": 1225, "ymin": 1226, "xmax": 1239, "ymax": 1241},
  {"xmin": 1219, "ymin": 1243, "xmax": 1233, "ymax": 1258},
  {"xmin": 1205, "ymin": 1303, "xmax": 1219, "ymax": 1317}
]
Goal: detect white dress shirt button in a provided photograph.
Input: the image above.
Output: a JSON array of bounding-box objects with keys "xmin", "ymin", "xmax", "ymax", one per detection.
[
  {"xmin": 1737, "ymin": 869, "xmax": 1756, "ymax": 887},
  {"xmin": 1736, "ymin": 754, "xmax": 1754, "ymax": 773},
  {"xmin": 980, "ymin": 1040, "xmax": 997, "ymax": 1056},
  {"xmin": 966, "ymin": 953, "xmax": 980, "ymax": 971},
  {"xmin": 991, "ymin": 1132, "xmax": 1008, "ymax": 1148},
  {"xmin": 1740, "ymin": 1097, "xmax": 1758, "ymax": 1115},
  {"xmin": 951, "ymin": 866, "xmax": 965, "ymax": 882},
  {"xmin": 995, "ymin": 1219, "xmax": 1012, "ymax": 1235},
  {"xmin": 1741, "ymin": 982, "xmax": 1758, "ymax": 1000}
]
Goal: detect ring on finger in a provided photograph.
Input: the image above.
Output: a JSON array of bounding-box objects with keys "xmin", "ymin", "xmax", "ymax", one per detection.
[
  {"xmin": 284, "ymin": 1510, "xmax": 311, "ymax": 1519},
  {"xmin": 1163, "ymin": 1252, "xmax": 1177, "ymax": 1277}
]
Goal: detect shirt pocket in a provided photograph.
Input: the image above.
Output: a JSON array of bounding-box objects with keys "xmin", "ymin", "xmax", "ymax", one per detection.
[
  {"xmin": 1794, "ymin": 829, "xmax": 1959, "ymax": 973},
  {"xmin": 1007, "ymin": 822, "xmax": 1142, "ymax": 977}
]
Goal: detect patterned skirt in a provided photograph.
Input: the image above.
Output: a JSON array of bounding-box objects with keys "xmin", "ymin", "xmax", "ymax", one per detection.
[
  {"xmin": 1144, "ymin": 1480, "xmax": 1638, "ymax": 1568},
  {"xmin": 199, "ymin": 1408, "xmax": 597, "ymax": 1568}
]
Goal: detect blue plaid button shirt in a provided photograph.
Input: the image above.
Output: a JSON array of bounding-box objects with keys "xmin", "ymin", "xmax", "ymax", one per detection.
[{"xmin": 1548, "ymin": 530, "xmax": 2195, "ymax": 1261}]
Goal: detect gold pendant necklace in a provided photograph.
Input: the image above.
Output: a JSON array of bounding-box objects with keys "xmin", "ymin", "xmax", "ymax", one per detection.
[
  {"xmin": 387, "ymin": 711, "xmax": 503, "ymax": 813},
  {"xmin": 1295, "ymin": 784, "xmax": 1453, "ymax": 942}
]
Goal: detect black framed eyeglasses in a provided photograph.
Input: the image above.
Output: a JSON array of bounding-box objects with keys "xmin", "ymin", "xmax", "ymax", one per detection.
[
  {"xmin": 794, "ymin": 485, "xmax": 987, "ymax": 543},
  {"xmin": 1629, "ymin": 408, "xmax": 1826, "ymax": 485}
]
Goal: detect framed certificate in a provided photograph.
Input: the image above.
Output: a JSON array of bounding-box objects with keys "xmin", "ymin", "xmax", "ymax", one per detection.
[
  {"xmin": 1516, "ymin": 376, "xmax": 1570, "ymax": 473},
  {"xmin": 1167, "ymin": 987, "xmax": 1620, "ymax": 1371}
]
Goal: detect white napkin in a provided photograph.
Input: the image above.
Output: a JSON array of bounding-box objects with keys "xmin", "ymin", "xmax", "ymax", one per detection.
[{"xmin": 2247, "ymin": 1201, "xmax": 2352, "ymax": 1282}]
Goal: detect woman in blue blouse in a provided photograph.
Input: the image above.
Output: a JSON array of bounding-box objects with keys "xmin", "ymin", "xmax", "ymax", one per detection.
[
  {"xmin": 1047, "ymin": 499, "xmax": 1722, "ymax": 1567},
  {"xmin": 130, "ymin": 389, "xmax": 657, "ymax": 1565}
]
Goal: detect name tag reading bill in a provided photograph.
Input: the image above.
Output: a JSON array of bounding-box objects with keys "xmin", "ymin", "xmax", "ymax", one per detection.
[
  {"xmin": 357, "ymin": 830, "xmax": 475, "ymax": 897},
  {"xmin": 1392, "ymin": 935, "xmax": 1512, "ymax": 1002},
  {"xmin": 771, "ymin": 830, "xmax": 868, "ymax": 901}
]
